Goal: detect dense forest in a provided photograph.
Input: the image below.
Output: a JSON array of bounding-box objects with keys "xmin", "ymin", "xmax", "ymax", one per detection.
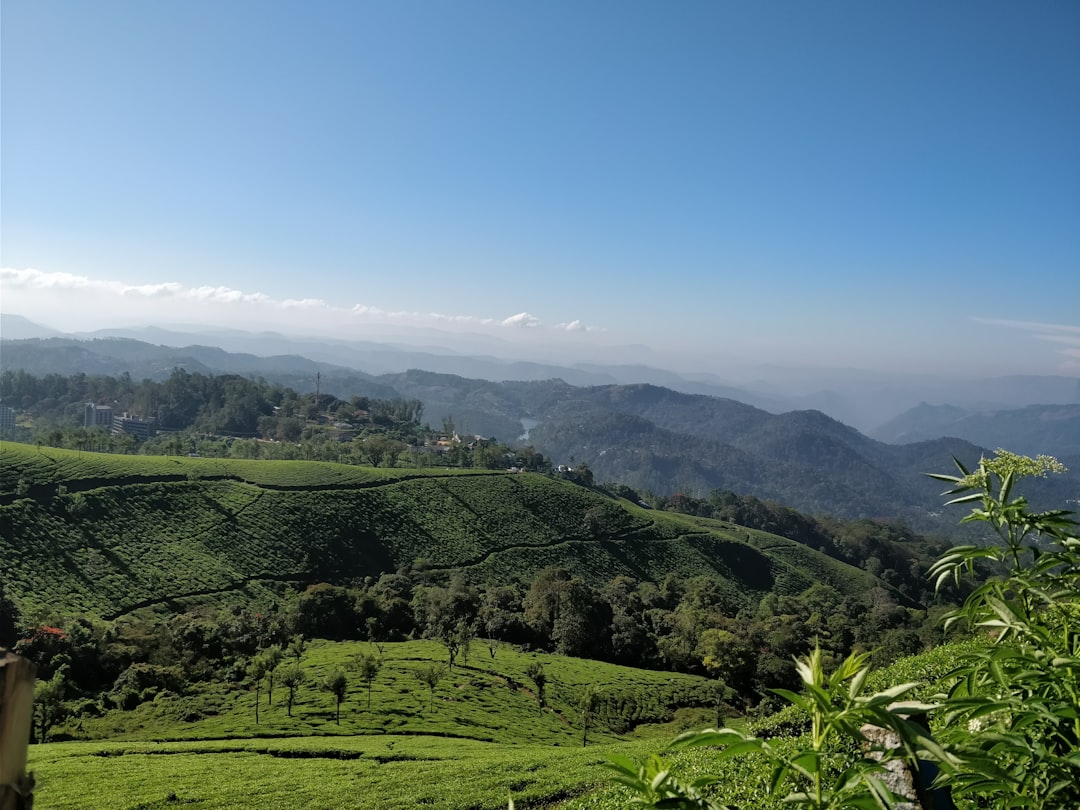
[
  {"xmin": 15, "ymin": 561, "xmax": 951, "ymax": 743},
  {"xmin": 0, "ymin": 368, "xmax": 551, "ymax": 471}
]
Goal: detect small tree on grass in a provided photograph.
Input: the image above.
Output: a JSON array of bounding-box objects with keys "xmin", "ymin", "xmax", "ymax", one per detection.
[
  {"xmin": 416, "ymin": 663, "xmax": 446, "ymax": 713},
  {"xmin": 438, "ymin": 625, "xmax": 461, "ymax": 670},
  {"xmin": 33, "ymin": 667, "xmax": 68, "ymax": 743},
  {"xmin": 355, "ymin": 652, "xmax": 382, "ymax": 710},
  {"xmin": 524, "ymin": 661, "xmax": 546, "ymax": 714},
  {"xmin": 365, "ymin": 616, "xmax": 385, "ymax": 657},
  {"xmin": 287, "ymin": 634, "xmax": 306, "ymax": 665},
  {"xmin": 456, "ymin": 620, "xmax": 475, "ymax": 667},
  {"xmin": 247, "ymin": 655, "xmax": 268, "ymax": 724},
  {"xmin": 279, "ymin": 664, "xmax": 304, "ymax": 718},
  {"xmin": 322, "ymin": 666, "xmax": 348, "ymax": 724},
  {"xmin": 579, "ymin": 685, "xmax": 600, "ymax": 747},
  {"xmin": 264, "ymin": 645, "xmax": 283, "ymax": 706}
]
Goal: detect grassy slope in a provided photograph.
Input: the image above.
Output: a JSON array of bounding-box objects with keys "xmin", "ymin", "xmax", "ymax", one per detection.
[
  {"xmin": 1, "ymin": 442, "xmax": 883, "ymax": 622},
  {"xmin": 31, "ymin": 640, "xmax": 982, "ymax": 810},
  {"xmin": 33, "ymin": 638, "xmax": 721, "ymax": 809}
]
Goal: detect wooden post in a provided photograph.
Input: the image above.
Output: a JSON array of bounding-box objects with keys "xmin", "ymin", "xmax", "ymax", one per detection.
[
  {"xmin": 861, "ymin": 703, "xmax": 955, "ymax": 810},
  {"xmin": 0, "ymin": 651, "xmax": 36, "ymax": 810}
]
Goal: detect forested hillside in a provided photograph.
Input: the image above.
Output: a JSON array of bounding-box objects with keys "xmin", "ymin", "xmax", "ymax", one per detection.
[
  {"xmin": 1, "ymin": 442, "xmax": 889, "ymax": 623},
  {"xmin": 3, "ymin": 441, "xmax": 949, "ymax": 717},
  {"xmin": 871, "ymin": 401, "xmax": 1080, "ymax": 456},
  {"xmin": 5, "ymin": 365, "xmax": 1077, "ymax": 528}
]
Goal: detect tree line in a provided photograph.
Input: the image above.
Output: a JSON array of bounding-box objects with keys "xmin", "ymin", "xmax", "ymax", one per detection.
[
  {"xmin": 1, "ymin": 368, "xmax": 553, "ymax": 472},
  {"xmin": 12, "ymin": 559, "xmax": 955, "ymax": 741}
]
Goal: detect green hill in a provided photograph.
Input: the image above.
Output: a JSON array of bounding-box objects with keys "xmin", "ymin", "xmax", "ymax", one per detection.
[
  {"xmin": 1, "ymin": 442, "xmax": 883, "ymax": 625},
  {"xmin": 28, "ymin": 638, "xmax": 722, "ymax": 809}
]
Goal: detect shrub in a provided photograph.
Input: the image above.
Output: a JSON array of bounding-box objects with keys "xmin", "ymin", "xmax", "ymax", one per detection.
[{"xmin": 605, "ymin": 449, "xmax": 1080, "ymax": 809}]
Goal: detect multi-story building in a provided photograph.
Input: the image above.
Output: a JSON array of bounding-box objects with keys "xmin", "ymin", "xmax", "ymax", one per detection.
[
  {"xmin": 84, "ymin": 403, "xmax": 114, "ymax": 428},
  {"xmin": 0, "ymin": 405, "xmax": 16, "ymax": 435},
  {"xmin": 112, "ymin": 413, "xmax": 157, "ymax": 441}
]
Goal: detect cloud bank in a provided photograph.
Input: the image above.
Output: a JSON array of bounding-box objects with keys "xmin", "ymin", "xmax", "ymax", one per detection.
[
  {"xmin": 0, "ymin": 267, "xmax": 604, "ymax": 338},
  {"xmin": 974, "ymin": 317, "xmax": 1080, "ymax": 372}
]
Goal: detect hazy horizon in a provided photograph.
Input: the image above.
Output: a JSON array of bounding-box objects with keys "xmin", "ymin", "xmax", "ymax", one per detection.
[{"xmin": 3, "ymin": 2, "xmax": 1078, "ymax": 377}]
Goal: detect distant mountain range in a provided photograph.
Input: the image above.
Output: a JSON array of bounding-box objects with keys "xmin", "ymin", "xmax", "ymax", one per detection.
[
  {"xmin": 4, "ymin": 313, "xmax": 1077, "ymax": 431},
  {"xmin": 2, "ymin": 315, "xmax": 1078, "ymax": 527},
  {"xmin": 869, "ymin": 401, "xmax": 1080, "ymax": 457}
]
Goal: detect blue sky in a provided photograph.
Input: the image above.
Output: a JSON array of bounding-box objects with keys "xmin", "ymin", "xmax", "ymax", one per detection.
[{"xmin": 2, "ymin": 1, "xmax": 1078, "ymax": 376}]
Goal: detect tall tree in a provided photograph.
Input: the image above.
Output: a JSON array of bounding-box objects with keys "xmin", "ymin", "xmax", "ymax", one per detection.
[
  {"xmin": 287, "ymin": 634, "xmax": 306, "ymax": 665},
  {"xmin": 355, "ymin": 653, "xmax": 382, "ymax": 709},
  {"xmin": 579, "ymin": 686, "xmax": 600, "ymax": 747},
  {"xmin": 524, "ymin": 661, "xmax": 546, "ymax": 715},
  {"xmin": 263, "ymin": 645, "xmax": 284, "ymax": 705},
  {"xmin": 416, "ymin": 663, "xmax": 446, "ymax": 713},
  {"xmin": 321, "ymin": 667, "xmax": 348, "ymax": 724},
  {"xmin": 247, "ymin": 655, "xmax": 268, "ymax": 724},
  {"xmin": 279, "ymin": 664, "xmax": 304, "ymax": 718}
]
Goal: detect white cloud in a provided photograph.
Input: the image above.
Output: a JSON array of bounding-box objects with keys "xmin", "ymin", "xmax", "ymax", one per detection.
[
  {"xmin": 500, "ymin": 312, "xmax": 542, "ymax": 328},
  {"xmin": 186, "ymin": 285, "xmax": 273, "ymax": 305},
  {"xmin": 281, "ymin": 297, "xmax": 330, "ymax": 310},
  {"xmin": 1, "ymin": 266, "xmax": 605, "ymax": 339},
  {"xmin": 973, "ymin": 317, "xmax": 1080, "ymax": 373}
]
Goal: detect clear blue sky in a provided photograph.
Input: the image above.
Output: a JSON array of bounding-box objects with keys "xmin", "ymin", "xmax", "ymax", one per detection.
[{"xmin": 2, "ymin": 1, "xmax": 1078, "ymax": 375}]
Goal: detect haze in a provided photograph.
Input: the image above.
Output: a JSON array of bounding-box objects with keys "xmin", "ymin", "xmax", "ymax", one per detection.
[{"xmin": 2, "ymin": 1, "xmax": 1078, "ymax": 378}]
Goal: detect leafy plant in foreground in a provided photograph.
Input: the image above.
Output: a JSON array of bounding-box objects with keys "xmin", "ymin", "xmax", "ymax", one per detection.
[
  {"xmin": 607, "ymin": 647, "xmax": 946, "ymax": 809},
  {"xmin": 606, "ymin": 449, "xmax": 1078, "ymax": 809},
  {"xmin": 927, "ymin": 450, "xmax": 1080, "ymax": 807}
]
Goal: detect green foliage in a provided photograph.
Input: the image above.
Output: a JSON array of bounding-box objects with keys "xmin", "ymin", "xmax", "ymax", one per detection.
[
  {"xmin": 524, "ymin": 661, "xmax": 547, "ymax": 714},
  {"xmin": 34, "ymin": 665, "xmax": 69, "ymax": 743},
  {"xmin": 278, "ymin": 664, "xmax": 304, "ymax": 717},
  {"xmin": 608, "ymin": 648, "xmax": 948, "ymax": 809},
  {"xmin": 416, "ymin": 662, "xmax": 447, "ymax": 713},
  {"xmin": 29, "ymin": 735, "xmax": 658, "ymax": 810},
  {"xmin": 320, "ymin": 666, "xmax": 348, "ymax": 724},
  {"xmin": 607, "ymin": 449, "xmax": 1080, "ymax": 809},
  {"xmin": 2, "ymin": 441, "xmax": 882, "ymax": 629},
  {"xmin": 926, "ymin": 450, "xmax": 1080, "ymax": 807},
  {"xmin": 580, "ymin": 685, "xmax": 601, "ymax": 747},
  {"xmin": 354, "ymin": 652, "xmax": 381, "ymax": 709}
]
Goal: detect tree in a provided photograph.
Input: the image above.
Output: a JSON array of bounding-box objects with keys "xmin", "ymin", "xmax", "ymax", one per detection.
[
  {"xmin": 33, "ymin": 666, "xmax": 68, "ymax": 743},
  {"xmin": 359, "ymin": 435, "xmax": 405, "ymax": 468},
  {"xmin": 416, "ymin": 663, "xmax": 446, "ymax": 713},
  {"xmin": 279, "ymin": 664, "xmax": 304, "ymax": 717},
  {"xmin": 551, "ymin": 579, "xmax": 612, "ymax": 658},
  {"xmin": 355, "ymin": 652, "xmax": 382, "ymax": 709},
  {"xmin": 321, "ymin": 666, "xmax": 348, "ymax": 724},
  {"xmin": 455, "ymin": 620, "xmax": 475, "ymax": 667},
  {"xmin": 696, "ymin": 627, "xmax": 756, "ymax": 696},
  {"xmin": 365, "ymin": 616, "xmax": 385, "ymax": 657},
  {"xmin": 287, "ymin": 634, "xmax": 306, "ymax": 665},
  {"xmin": 247, "ymin": 655, "xmax": 268, "ymax": 724},
  {"xmin": 524, "ymin": 661, "xmax": 546, "ymax": 715},
  {"xmin": 579, "ymin": 685, "xmax": 600, "ymax": 747},
  {"xmin": 263, "ymin": 645, "xmax": 283, "ymax": 705},
  {"xmin": 418, "ymin": 578, "xmax": 478, "ymax": 669}
]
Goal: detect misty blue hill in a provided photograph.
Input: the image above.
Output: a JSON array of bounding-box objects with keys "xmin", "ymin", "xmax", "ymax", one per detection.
[
  {"xmin": 871, "ymin": 402, "xmax": 1080, "ymax": 457},
  {"xmin": 0, "ymin": 337, "xmax": 403, "ymax": 401},
  {"xmin": 6, "ymin": 320, "xmax": 1078, "ymax": 430},
  {"xmin": 77, "ymin": 324, "xmax": 624, "ymax": 386},
  {"xmin": 3, "ymin": 332, "xmax": 1078, "ymax": 528},
  {"xmin": 0, "ymin": 314, "xmax": 62, "ymax": 340}
]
